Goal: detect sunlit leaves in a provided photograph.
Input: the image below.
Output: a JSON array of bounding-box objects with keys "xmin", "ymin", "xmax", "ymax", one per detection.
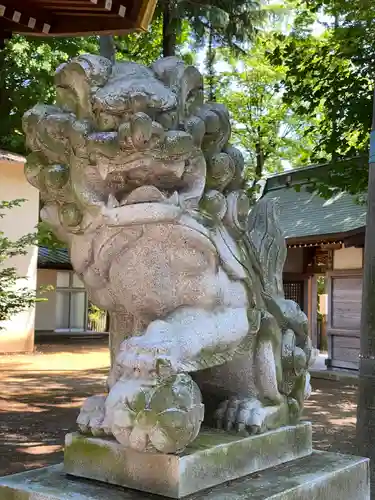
[
  {"xmin": 215, "ymin": 35, "xmax": 315, "ymax": 183},
  {"xmin": 0, "ymin": 200, "xmax": 38, "ymax": 324},
  {"xmin": 268, "ymin": 0, "xmax": 375, "ymax": 195}
]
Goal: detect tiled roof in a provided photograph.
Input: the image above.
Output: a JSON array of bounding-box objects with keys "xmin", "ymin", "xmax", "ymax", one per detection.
[
  {"xmin": 262, "ymin": 169, "xmax": 366, "ymax": 239},
  {"xmin": 38, "ymin": 247, "xmax": 71, "ymax": 268}
]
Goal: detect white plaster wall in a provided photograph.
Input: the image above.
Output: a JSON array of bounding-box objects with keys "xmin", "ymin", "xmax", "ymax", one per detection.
[
  {"xmin": 35, "ymin": 269, "xmax": 57, "ymax": 332},
  {"xmin": 333, "ymin": 246, "xmax": 363, "ymax": 270},
  {"xmin": 0, "ymin": 159, "xmax": 39, "ymax": 352}
]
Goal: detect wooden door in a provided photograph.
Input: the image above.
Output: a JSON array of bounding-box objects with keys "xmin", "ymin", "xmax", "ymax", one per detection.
[{"xmin": 327, "ymin": 271, "xmax": 362, "ymax": 370}]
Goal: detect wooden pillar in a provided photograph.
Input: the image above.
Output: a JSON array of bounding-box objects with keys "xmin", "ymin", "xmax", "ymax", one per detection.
[{"xmin": 309, "ymin": 275, "xmax": 318, "ymax": 349}]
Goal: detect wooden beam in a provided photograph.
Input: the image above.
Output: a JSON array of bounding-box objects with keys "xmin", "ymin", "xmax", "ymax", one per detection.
[
  {"xmin": 46, "ymin": 14, "xmax": 134, "ymax": 36},
  {"xmin": 133, "ymin": 0, "xmax": 158, "ymax": 30},
  {"xmin": 4, "ymin": 0, "xmax": 156, "ymax": 36},
  {"xmin": 321, "ymin": 243, "xmax": 343, "ymax": 250},
  {"xmin": 89, "ymin": 0, "xmax": 128, "ymax": 18},
  {"xmin": 0, "ymin": 0, "xmax": 53, "ymax": 34}
]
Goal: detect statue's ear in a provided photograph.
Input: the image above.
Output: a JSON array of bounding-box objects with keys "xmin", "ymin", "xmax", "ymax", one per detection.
[
  {"xmin": 55, "ymin": 54, "xmax": 112, "ymax": 120},
  {"xmin": 151, "ymin": 57, "xmax": 204, "ymax": 123}
]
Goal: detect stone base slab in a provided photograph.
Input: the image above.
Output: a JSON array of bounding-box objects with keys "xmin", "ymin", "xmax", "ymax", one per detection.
[
  {"xmin": 0, "ymin": 451, "xmax": 369, "ymax": 499},
  {"xmin": 64, "ymin": 422, "xmax": 312, "ymax": 498}
]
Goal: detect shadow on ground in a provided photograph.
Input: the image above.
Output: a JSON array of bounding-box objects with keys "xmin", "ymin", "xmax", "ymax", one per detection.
[
  {"xmin": 0, "ymin": 342, "xmax": 359, "ymax": 476},
  {"xmin": 0, "ymin": 341, "xmax": 109, "ymax": 476},
  {"xmin": 304, "ymin": 379, "xmax": 357, "ymax": 455}
]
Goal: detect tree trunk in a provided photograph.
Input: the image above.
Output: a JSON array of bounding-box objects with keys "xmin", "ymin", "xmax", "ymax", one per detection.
[
  {"xmin": 162, "ymin": 0, "xmax": 177, "ymax": 57},
  {"xmin": 356, "ymin": 87, "xmax": 375, "ymax": 499},
  {"xmin": 207, "ymin": 25, "xmax": 216, "ymax": 102},
  {"xmin": 255, "ymin": 127, "xmax": 264, "ymax": 181},
  {"xmin": 99, "ymin": 35, "xmax": 115, "ymax": 62},
  {"xmin": 331, "ymin": 14, "xmax": 339, "ymax": 163},
  {"xmin": 0, "ymin": 33, "xmax": 10, "ymax": 50}
]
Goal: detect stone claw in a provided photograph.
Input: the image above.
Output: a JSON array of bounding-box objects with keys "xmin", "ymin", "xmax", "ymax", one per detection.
[
  {"xmin": 214, "ymin": 397, "xmax": 285, "ymax": 435},
  {"xmin": 77, "ymin": 395, "xmax": 108, "ymax": 437}
]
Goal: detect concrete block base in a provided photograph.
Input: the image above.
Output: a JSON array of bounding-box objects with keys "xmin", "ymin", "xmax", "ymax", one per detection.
[
  {"xmin": 0, "ymin": 451, "xmax": 369, "ymax": 499},
  {"xmin": 64, "ymin": 423, "xmax": 312, "ymax": 498}
]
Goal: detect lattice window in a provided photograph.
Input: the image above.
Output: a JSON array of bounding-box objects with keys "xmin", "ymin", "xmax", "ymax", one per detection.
[{"xmin": 283, "ymin": 281, "xmax": 304, "ymax": 310}]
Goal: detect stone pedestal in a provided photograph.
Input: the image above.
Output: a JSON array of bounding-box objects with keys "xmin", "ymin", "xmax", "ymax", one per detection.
[
  {"xmin": 64, "ymin": 423, "xmax": 312, "ymax": 498},
  {"xmin": 0, "ymin": 451, "xmax": 369, "ymax": 499}
]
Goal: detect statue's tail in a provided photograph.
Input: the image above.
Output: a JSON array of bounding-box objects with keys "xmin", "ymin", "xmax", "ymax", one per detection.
[{"xmin": 245, "ymin": 198, "xmax": 286, "ymax": 298}]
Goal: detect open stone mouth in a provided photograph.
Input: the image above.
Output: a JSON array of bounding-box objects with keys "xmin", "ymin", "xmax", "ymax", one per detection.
[{"xmin": 106, "ymin": 186, "xmax": 179, "ymax": 209}]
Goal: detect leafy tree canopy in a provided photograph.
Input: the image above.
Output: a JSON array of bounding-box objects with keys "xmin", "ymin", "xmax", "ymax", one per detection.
[
  {"xmin": 0, "ymin": 19, "xmax": 183, "ymax": 155},
  {"xmin": 0, "ymin": 36, "xmax": 96, "ymax": 154},
  {"xmin": 158, "ymin": 0, "xmax": 265, "ymax": 57},
  {"xmin": 269, "ymin": 0, "xmax": 374, "ymax": 197},
  {"xmin": 215, "ymin": 34, "xmax": 316, "ymax": 190}
]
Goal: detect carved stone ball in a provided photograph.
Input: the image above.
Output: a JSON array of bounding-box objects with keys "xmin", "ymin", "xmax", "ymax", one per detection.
[
  {"xmin": 44, "ymin": 164, "xmax": 70, "ymax": 190},
  {"xmin": 110, "ymin": 373, "xmax": 204, "ymax": 454}
]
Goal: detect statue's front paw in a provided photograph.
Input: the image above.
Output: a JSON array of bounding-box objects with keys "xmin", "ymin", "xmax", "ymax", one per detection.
[
  {"xmin": 116, "ymin": 338, "xmax": 177, "ymax": 379},
  {"xmin": 77, "ymin": 395, "xmax": 108, "ymax": 437}
]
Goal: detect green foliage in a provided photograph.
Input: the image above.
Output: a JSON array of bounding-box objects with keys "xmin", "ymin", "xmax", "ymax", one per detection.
[
  {"xmin": 114, "ymin": 15, "xmax": 171, "ymax": 64},
  {"xmin": 88, "ymin": 303, "xmax": 108, "ymax": 332},
  {"xmin": 4, "ymin": 0, "xmax": 373, "ymax": 200},
  {"xmin": 187, "ymin": 0, "xmax": 265, "ymax": 51},
  {"xmin": 0, "ymin": 36, "xmax": 97, "ymax": 154},
  {"xmin": 158, "ymin": 0, "xmax": 265, "ymax": 57},
  {"xmin": 0, "ymin": 200, "xmax": 38, "ymax": 324},
  {"xmin": 0, "ymin": 22, "xmax": 181, "ymax": 155},
  {"xmin": 269, "ymin": 0, "xmax": 374, "ymax": 195},
  {"xmin": 215, "ymin": 34, "xmax": 315, "ymax": 186},
  {"xmin": 36, "ymin": 221, "xmax": 66, "ymax": 250}
]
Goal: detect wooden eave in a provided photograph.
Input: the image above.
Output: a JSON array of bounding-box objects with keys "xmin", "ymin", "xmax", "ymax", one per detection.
[
  {"xmin": 0, "ymin": 0, "xmax": 157, "ymax": 37},
  {"xmin": 286, "ymin": 226, "xmax": 366, "ymax": 249}
]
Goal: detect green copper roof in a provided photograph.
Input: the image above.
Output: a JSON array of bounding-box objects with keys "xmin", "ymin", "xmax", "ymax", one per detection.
[{"xmin": 262, "ymin": 173, "xmax": 366, "ymax": 239}]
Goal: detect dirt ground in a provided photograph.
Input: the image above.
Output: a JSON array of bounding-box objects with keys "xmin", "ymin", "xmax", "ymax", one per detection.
[{"xmin": 0, "ymin": 341, "xmax": 358, "ymax": 477}]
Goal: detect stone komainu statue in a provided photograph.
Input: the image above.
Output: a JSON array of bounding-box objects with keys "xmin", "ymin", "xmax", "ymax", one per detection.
[{"xmin": 23, "ymin": 55, "xmax": 315, "ymax": 454}]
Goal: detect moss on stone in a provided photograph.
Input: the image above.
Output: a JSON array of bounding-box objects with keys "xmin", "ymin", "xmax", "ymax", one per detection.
[
  {"xmin": 65, "ymin": 435, "xmax": 115, "ymax": 464},
  {"xmin": 63, "ymin": 425, "xmax": 312, "ymax": 498}
]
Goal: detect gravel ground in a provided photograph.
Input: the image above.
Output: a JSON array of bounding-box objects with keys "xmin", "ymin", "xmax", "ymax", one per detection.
[{"xmin": 0, "ymin": 341, "xmax": 358, "ymax": 477}]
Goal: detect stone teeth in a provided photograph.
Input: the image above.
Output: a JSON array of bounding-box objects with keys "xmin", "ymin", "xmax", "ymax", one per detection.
[
  {"xmin": 98, "ymin": 164, "xmax": 109, "ymax": 180},
  {"xmin": 107, "ymin": 194, "xmax": 119, "ymax": 208},
  {"xmin": 167, "ymin": 191, "xmax": 179, "ymax": 205}
]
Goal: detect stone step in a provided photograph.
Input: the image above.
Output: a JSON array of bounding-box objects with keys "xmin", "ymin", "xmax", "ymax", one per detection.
[{"xmin": 0, "ymin": 451, "xmax": 369, "ymax": 499}]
